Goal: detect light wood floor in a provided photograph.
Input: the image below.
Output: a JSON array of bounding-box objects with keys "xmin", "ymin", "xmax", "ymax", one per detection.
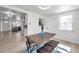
[
  {"xmin": 0, "ymin": 31, "xmax": 26, "ymax": 53},
  {"xmin": 52, "ymin": 38, "xmax": 79, "ymax": 53},
  {"xmin": 0, "ymin": 31, "xmax": 79, "ymax": 53}
]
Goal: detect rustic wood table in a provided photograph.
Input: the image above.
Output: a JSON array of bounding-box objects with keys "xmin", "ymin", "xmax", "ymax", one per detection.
[{"xmin": 28, "ymin": 32, "xmax": 56, "ymax": 45}]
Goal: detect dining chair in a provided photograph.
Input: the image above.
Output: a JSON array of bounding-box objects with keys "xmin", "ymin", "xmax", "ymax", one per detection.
[{"xmin": 25, "ymin": 36, "xmax": 39, "ymax": 53}]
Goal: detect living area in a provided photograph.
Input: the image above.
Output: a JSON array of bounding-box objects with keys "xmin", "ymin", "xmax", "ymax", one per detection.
[{"xmin": 0, "ymin": 5, "xmax": 79, "ymax": 53}]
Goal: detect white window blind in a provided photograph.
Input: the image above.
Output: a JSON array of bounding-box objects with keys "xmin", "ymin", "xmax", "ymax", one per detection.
[{"xmin": 59, "ymin": 15, "xmax": 72, "ymax": 31}]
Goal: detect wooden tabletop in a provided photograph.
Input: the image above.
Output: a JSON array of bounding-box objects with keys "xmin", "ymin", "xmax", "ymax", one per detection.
[{"xmin": 28, "ymin": 32, "xmax": 56, "ymax": 44}]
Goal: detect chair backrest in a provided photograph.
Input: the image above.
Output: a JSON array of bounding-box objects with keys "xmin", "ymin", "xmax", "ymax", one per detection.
[{"xmin": 25, "ymin": 36, "xmax": 31, "ymax": 47}]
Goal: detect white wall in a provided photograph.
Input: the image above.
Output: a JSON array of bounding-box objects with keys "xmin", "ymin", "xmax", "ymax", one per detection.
[
  {"xmin": 44, "ymin": 15, "xmax": 55, "ymax": 33},
  {"xmin": 44, "ymin": 9, "xmax": 79, "ymax": 44},
  {"xmin": 27, "ymin": 12, "xmax": 44, "ymax": 35}
]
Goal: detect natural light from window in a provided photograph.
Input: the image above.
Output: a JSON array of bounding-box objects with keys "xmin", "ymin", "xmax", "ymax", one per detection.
[{"xmin": 59, "ymin": 15, "xmax": 72, "ymax": 31}]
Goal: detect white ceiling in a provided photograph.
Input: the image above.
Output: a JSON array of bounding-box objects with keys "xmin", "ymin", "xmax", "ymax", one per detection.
[{"xmin": 12, "ymin": 5, "xmax": 79, "ymax": 15}]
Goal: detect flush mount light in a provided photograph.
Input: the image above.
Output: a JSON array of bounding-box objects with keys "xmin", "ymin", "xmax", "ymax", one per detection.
[{"xmin": 38, "ymin": 5, "xmax": 51, "ymax": 10}]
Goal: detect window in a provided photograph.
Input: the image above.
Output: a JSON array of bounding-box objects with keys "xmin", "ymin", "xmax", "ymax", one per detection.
[{"xmin": 59, "ymin": 15, "xmax": 72, "ymax": 31}]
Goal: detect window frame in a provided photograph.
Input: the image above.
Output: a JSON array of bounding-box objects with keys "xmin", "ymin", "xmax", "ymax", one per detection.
[{"xmin": 59, "ymin": 15, "xmax": 73, "ymax": 31}]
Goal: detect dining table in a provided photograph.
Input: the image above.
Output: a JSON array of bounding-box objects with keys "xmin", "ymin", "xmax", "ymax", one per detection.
[
  {"xmin": 25, "ymin": 32, "xmax": 56, "ymax": 53},
  {"xmin": 28, "ymin": 32, "xmax": 56, "ymax": 45}
]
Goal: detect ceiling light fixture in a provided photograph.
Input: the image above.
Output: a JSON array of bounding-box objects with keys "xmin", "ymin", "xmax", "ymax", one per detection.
[{"xmin": 38, "ymin": 5, "xmax": 51, "ymax": 10}]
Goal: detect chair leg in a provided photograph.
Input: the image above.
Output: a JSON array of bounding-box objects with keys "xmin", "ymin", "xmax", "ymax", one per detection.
[
  {"xmin": 26, "ymin": 47, "xmax": 30, "ymax": 53},
  {"xmin": 26, "ymin": 44, "xmax": 31, "ymax": 53}
]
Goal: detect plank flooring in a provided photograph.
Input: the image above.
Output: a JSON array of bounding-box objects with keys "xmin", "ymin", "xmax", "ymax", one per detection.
[{"xmin": 0, "ymin": 31, "xmax": 79, "ymax": 53}]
